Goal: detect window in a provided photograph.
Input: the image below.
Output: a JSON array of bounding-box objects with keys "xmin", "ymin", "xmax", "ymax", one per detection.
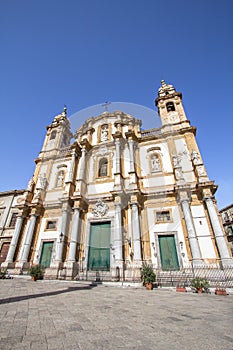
[
  {"xmin": 166, "ymin": 102, "xmax": 175, "ymax": 112},
  {"xmin": 50, "ymin": 130, "xmax": 56, "ymax": 140},
  {"xmin": 98, "ymin": 158, "xmax": 108, "ymax": 177},
  {"xmin": 151, "ymin": 154, "xmax": 161, "ymax": 172},
  {"xmin": 61, "ymin": 135, "xmax": 68, "ymax": 147},
  {"xmin": 9, "ymin": 213, "xmax": 17, "ymax": 228},
  {"xmin": 46, "ymin": 220, "xmax": 57, "ymax": 230},
  {"xmin": 156, "ymin": 210, "xmax": 171, "ymax": 223},
  {"xmin": 56, "ymin": 170, "xmax": 65, "ymax": 187}
]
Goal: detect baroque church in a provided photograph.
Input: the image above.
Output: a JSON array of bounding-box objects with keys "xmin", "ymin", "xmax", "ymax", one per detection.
[{"xmin": 1, "ymin": 81, "xmax": 232, "ymax": 281}]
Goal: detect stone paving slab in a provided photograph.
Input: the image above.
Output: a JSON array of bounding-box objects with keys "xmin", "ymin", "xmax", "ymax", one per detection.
[{"xmin": 0, "ymin": 279, "xmax": 233, "ymax": 350}]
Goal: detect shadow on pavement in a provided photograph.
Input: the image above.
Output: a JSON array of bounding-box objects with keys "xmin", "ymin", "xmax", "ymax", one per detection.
[{"xmin": 0, "ymin": 284, "xmax": 97, "ymax": 305}]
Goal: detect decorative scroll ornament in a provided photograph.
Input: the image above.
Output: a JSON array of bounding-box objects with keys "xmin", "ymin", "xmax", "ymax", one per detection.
[{"xmin": 92, "ymin": 200, "xmax": 109, "ymax": 217}]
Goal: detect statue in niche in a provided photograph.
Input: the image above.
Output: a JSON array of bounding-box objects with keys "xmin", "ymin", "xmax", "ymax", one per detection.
[
  {"xmin": 57, "ymin": 170, "xmax": 65, "ymax": 187},
  {"xmin": 151, "ymin": 155, "xmax": 161, "ymax": 172},
  {"xmin": 100, "ymin": 124, "xmax": 109, "ymax": 141},
  {"xmin": 191, "ymin": 150, "xmax": 200, "ymax": 165}
]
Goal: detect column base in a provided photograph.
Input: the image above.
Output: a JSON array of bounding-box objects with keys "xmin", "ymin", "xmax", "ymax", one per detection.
[
  {"xmin": 220, "ymin": 258, "xmax": 233, "ymax": 268},
  {"xmin": 63, "ymin": 261, "xmax": 79, "ymax": 280},
  {"xmin": 43, "ymin": 261, "xmax": 63, "ymax": 280},
  {"xmin": 191, "ymin": 259, "xmax": 205, "ymax": 267}
]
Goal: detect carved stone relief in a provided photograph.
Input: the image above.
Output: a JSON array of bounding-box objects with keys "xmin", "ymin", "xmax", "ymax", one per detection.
[{"xmin": 92, "ymin": 200, "xmax": 109, "ymax": 217}]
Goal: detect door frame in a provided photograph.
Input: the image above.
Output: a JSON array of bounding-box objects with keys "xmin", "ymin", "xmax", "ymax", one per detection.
[
  {"xmin": 154, "ymin": 231, "xmax": 182, "ymax": 270},
  {"xmin": 39, "ymin": 240, "xmax": 55, "ymax": 268},
  {"xmin": 84, "ymin": 218, "xmax": 114, "ymax": 271}
]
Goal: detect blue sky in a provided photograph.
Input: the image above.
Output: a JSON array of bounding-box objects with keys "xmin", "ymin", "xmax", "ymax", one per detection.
[{"xmin": 0, "ymin": 0, "xmax": 232, "ymax": 209}]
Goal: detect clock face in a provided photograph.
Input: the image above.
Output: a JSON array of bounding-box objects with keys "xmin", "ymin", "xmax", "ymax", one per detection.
[{"xmin": 169, "ymin": 113, "xmax": 179, "ymax": 123}]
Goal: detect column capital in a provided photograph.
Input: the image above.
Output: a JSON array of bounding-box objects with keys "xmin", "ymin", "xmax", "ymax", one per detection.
[
  {"xmin": 112, "ymin": 131, "xmax": 123, "ymax": 140},
  {"xmin": 125, "ymin": 131, "xmax": 138, "ymax": 142},
  {"xmin": 177, "ymin": 189, "xmax": 191, "ymax": 203},
  {"xmin": 80, "ymin": 139, "xmax": 92, "ymax": 152}
]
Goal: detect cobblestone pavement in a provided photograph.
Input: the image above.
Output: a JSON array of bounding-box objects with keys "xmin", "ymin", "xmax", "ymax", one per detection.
[{"xmin": 0, "ymin": 278, "xmax": 232, "ymax": 350}]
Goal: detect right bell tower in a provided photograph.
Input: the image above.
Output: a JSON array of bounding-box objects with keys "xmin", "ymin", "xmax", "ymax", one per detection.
[{"xmin": 155, "ymin": 80, "xmax": 189, "ymax": 127}]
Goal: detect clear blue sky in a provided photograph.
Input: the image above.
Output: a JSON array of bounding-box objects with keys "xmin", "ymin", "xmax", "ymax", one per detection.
[{"xmin": 0, "ymin": 0, "xmax": 232, "ymax": 209}]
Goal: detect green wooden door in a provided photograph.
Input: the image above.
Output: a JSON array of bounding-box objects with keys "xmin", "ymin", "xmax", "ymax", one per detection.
[
  {"xmin": 88, "ymin": 222, "xmax": 110, "ymax": 271},
  {"xmin": 40, "ymin": 241, "xmax": 54, "ymax": 268},
  {"xmin": 159, "ymin": 235, "xmax": 179, "ymax": 270}
]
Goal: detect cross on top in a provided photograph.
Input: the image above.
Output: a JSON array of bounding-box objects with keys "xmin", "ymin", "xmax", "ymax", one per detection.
[{"xmin": 101, "ymin": 101, "xmax": 111, "ymax": 111}]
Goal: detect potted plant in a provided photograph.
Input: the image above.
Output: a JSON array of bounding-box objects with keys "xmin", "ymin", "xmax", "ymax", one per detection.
[
  {"xmin": 191, "ymin": 277, "xmax": 210, "ymax": 293},
  {"xmin": 29, "ymin": 264, "xmax": 44, "ymax": 281},
  {"xmin": 141, "ymin": 263, "xmax": 156, "ymax": 290}
]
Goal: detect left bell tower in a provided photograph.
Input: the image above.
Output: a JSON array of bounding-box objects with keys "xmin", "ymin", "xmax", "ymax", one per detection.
[{"xmin": 39, "ymin": 106, "xmax": 73, "ymax": 158}]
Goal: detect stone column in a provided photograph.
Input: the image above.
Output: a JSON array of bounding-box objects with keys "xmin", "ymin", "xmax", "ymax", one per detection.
[
  {"xmin": 131, "ymin": 203, "xmax": 142, "ymax": 261},
  {"xmin": 115, "ymin": 138, "xmax": 121, "ymax": 174},
  {"xmin": 205, "ymin": 197, "xmax": 232, "ymax": 265},
  {"xmin": 181, "ymin": 199, "xmax": 202, "ymax": 265},
  {"xmin": 68, "ymin": 208, "xmax": 81, "ymax": 262},
  {"xmin": 114, "ymin": 202, "xmax": 123, "ymax": 261},
  {"xmin": 66, "ymin": 150, "xmax": 76, "ymax": 183},
  {"xmin": 128, "ymin": 139, "xmax": 135, "ymax": 172},
  {"xmin": 77, "ymin": 148, "xmax": 86, "ymax": 180},
  {"xmin": 20, "ymin": 214, "xmax": 37, "ymax": 263},
  {"xmin": 55, "ymin": 207, "xmax": 70, "ymax": 262},
  {"xmin": 4, "ymin": 215, "xmax": 24, "ymax": 264}
]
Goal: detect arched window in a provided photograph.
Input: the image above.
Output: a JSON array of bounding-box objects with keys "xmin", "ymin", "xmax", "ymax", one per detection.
[
  {"xmin": 166, "ymin": 102, "xmax": 175, "ymax": 112},
  {"xmin": 50, "ymin": 130, "xmax": 57, "ymax": 140},
  {"xmin": 151, "ymin": 154, "xmax": 161, "ymax": 173},
  {"xmin": 98, "ymin": 158, "xmax": 108, "ymax": 177},
  {"xmin": 56, "ymin": 170, "xmax": 65, "ymax": 187}
]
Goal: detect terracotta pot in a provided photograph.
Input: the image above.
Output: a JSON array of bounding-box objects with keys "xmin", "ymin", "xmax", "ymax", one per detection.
[
  {"xmin": 145, "ymin": 283, "xmax": 153, "ymax": 290},
  {"xmin": 197, "ymin": 288, "xmax": 202, "ymax": 294},
  {"xmin": 31, "ymin": 276, "xmax": 37, "ymax": 282},
  {"xmin": 215, "ymin": 289, "xmax": 227, "ymax": 296},
  {"xmin": 176, "ymin": 287, "xmax": 187, "ymax": 292}
]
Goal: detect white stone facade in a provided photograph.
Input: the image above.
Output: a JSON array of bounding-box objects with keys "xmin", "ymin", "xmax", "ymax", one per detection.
[{"xmin": 1, "ymin": 82, "xmax": 232, "ymax": 280}]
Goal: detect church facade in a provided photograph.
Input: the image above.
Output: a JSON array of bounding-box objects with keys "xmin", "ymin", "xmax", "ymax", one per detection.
[{"xmin": 1, "ymin": 81, "xmax": 232, "ymax": 281}]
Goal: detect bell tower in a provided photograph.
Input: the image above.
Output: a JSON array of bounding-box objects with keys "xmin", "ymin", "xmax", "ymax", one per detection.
[
  {"xmin": 39, "ymin": 106, "xmax": 73, "ymax": 157},
  {"xmin": 155, "ymin": 80, "xmax": 189, "ymax": 128}
]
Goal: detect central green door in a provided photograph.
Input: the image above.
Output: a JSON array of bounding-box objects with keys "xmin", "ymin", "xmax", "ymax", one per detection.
[
  {"xmin": 39, "ymin": 241, "xmax": 54, "ymax": 268},
  {"xmin": 88, "ymin": 222, "xmax": 110, "ymax": 271},
  {"xmin": 159, "ymin": 235, "xmax": 179, "ymax": 270}
]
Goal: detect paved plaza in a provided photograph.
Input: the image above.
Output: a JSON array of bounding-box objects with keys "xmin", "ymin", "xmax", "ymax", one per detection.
[{"xmin": 0, "ymin": 278, "xmax": 232, "ymax": 350}]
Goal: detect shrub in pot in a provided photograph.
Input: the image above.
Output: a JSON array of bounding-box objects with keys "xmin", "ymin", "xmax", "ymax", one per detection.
[
  {"xmin": 29, "ymin": 264, "xmax": 44, "ymax": 281},
  {"xmin": 141, "ymin": 263, "xmax": 156, "ymax": 290}
]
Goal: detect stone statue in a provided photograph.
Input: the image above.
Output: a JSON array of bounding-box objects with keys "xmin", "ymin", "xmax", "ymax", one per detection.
[
  {"xmin": 27, "ymin": 176, "xmax": 35, "ymax": 192},
  {"xmin": 191, "ymin": 150, "xmax": 200, "ymax": 165},
  {"xmin": 151, "ymin": 155, "xmax": 161, "ymax": 172},
  {"xmin": 57, "ymin": 171, "xmax": 65, "ymax": 187},
  {"xmin": 101, "ymin": 125, "xmax": 108, "ymax": 141},
  {"xmin": 37, "ymin": 174, "xmax": 47, "ymax": 190},
  {"xmin": 172, "ymin": 155, "xmax": 181, "ymax": 168}
]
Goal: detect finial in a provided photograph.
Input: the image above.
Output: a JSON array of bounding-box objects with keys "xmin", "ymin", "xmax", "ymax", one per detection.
[
  {"xmin": 63, "ymin": 105, "xmax": 67, "ymax": 115},
  {"xmin": 161, "ymin": 80, "xmax": 166, "ymax": 87}
]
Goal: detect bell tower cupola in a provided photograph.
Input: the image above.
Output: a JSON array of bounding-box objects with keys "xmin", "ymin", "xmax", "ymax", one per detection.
[
  {"xmin": 40, "ymin": 106, "xmax": 73, "ymax": 157},
  {"xmin": 155, "ymin": 80, "xmax": 189, "ymax": 127}
]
